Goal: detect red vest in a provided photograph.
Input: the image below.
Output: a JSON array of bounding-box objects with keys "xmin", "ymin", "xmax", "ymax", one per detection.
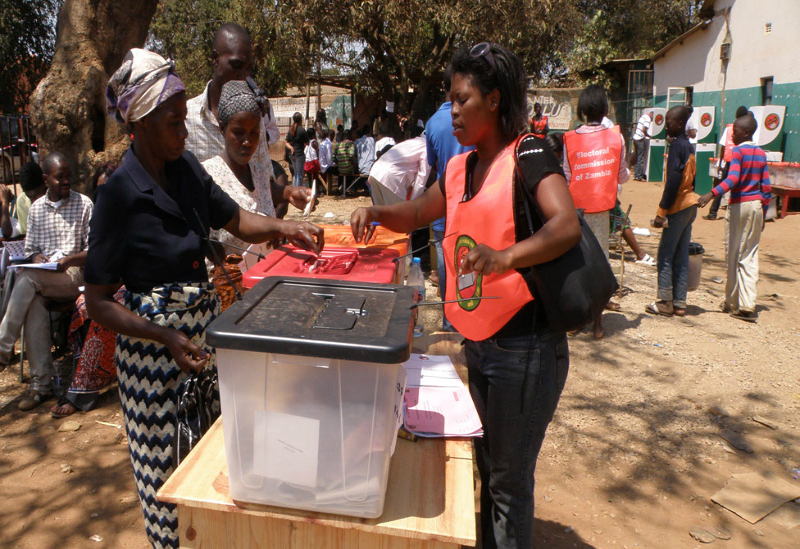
[
  {"xmin": 723, "ymin": 124, "xmax": 734, "ymax": 163},
  {"xmin": 563, "ymin": 126, "xmax": 622, "ymax": 213},
  {"xmin": 532, "ymin": 116, "xmax": 548, "ymax": 139},
  {"xmin": 442, "ymin": 144, "xmax": 534, "ymax": 341}
]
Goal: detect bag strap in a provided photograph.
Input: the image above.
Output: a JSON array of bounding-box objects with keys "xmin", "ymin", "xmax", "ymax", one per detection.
[{"xmin": 513, "ymin": 134, "xmax": 546, "ymax": 235}]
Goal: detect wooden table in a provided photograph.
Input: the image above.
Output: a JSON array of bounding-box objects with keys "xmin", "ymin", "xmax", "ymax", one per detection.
[
  {"xmin": 158, "ymin": 334, "xmax": 476, "ymax": 549},
  {"xmin": 772, "ymin": 185, "xmax": 800, "ymax": 218}
]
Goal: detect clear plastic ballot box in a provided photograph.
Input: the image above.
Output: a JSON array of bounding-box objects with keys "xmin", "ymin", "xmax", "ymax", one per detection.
[
  {"xmin": 242, "ymin": 246, "xmax": 400, "ymax": 289},
  {"xmin": 205, "ymin": 277, "xmax": 416, "ymax": 518}
]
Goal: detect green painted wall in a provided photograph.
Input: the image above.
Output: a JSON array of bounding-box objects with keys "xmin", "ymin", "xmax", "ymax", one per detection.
[{"xmin": 655, "ymin": 82, "xmax": 800, "ymax": 156}]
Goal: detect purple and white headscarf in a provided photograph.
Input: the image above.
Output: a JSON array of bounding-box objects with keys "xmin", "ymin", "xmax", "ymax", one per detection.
[{"xmin": 106, "ymin": 48, "xmax": 185, "ymax": 124}]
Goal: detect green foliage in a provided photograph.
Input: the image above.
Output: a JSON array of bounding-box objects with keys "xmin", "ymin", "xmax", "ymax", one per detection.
[
  {"xmin": 148, "ymin": 1, "xmax": 311, "ymax": 97},
  {"xmin": 0, "ymin": 0, "xmax": 62, "ymax": 112}
]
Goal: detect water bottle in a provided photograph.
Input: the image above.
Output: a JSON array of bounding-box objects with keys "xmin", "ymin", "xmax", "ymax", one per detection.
[{"xmin": 407, "ymin": 257, "xmax": 425, "ymax": 337}]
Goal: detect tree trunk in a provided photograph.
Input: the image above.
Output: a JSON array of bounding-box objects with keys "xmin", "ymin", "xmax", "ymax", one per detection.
[{"xmin": 30, "ymin": 0, "xmax": 158, "ymax": 191}]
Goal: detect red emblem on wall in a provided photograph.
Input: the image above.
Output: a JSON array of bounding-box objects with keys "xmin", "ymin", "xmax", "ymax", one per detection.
[
  {"xmin": 701, "ymin": 113, "xmax": 712, "ymax": 127},
  {"xmin": 654, "ymin": 114, "xmax": 664, "ymax": 126},
  {"xmin": 765, "ymin": 113, "xmax": 780, "ymax": 131}
]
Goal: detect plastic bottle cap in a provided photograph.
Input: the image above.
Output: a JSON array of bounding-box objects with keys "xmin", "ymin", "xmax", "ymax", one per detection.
[{"xmin": 412, "ymin": 257, "xmax": 421, "ymax": 264}]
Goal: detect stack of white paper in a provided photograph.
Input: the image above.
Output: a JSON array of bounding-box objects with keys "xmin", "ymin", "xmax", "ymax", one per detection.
[{"xmin": 402, "ymin": 354, "xmax": 483, "ymax": 438}]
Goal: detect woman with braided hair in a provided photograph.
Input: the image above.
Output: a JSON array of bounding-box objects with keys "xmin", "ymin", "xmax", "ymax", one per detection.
[{"xmin": 201, "ymin": 80, "xmax": 313, "ymax": 309}]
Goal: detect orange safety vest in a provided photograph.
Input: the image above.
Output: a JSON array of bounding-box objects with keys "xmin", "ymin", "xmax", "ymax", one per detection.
[
  {"xmin": 531, "ymin": 115, "xmax": 548, "ymax": 139},
  {"xmin": 723, "ymin": 124, "xmax": 734, "ymax": 163},
  {"xmin": 442, "ymin": 144, "xmax": 534, "ymax": 341},
  {"xmin": 563, "ymin": 125, "xmax": 622, "ymax": 213}
]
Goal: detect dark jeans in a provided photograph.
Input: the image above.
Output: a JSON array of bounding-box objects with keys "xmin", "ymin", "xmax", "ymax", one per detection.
[
  {"xmin": 466, "ymin": 330, "xmax": 569, "ymax": 549},
  {"xmin": 657, "ymin": 205, "xmax": 697, "ymax": 308},
  {"xmin": 634, "ymin": 139, "xmax": 649, "ymax": 180},
  {"xmin": 291, "ymin": 155, "xmax": 306, "ymax": 187},
  {"xmin": 432, "ymin": 226, "xmax": 454, "ymax": 331}
]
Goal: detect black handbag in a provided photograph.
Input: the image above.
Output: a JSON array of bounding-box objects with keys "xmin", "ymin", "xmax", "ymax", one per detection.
[
  {"xmin": 513, "ymin": 135, "xmax": 619, "ymax": 333},
  {"xmin": 173, "ymin": 368, "xmax": 220, "ymax": 466}
]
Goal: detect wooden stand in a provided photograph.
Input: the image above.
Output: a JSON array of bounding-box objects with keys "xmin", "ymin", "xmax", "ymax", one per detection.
[{"xmin": 159, "ymin": 334, "xmax": 476, "ymax": 549}]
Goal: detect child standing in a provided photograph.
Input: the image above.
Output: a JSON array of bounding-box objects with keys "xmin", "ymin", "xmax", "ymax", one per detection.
[
  {"xmin": 647, "ymin": 106, "xmax": 698, "ymax": 317},
  {"xmin": 698, "ymin": 115, "xmax": 771, "ymax": 322}
]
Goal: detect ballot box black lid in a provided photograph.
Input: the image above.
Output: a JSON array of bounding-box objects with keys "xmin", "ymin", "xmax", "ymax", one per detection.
[{"xmin": 206, "ymin": 276, "xmax": 416, "ymax": 364}]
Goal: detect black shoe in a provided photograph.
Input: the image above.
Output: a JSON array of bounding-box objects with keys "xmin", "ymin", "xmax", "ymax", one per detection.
[{"xmin": 703, "ymin": 214, "xmax": 716, "ymax": 221}]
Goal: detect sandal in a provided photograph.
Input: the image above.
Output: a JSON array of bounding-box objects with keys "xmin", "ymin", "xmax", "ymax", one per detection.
[
  {"xmin": 605, "ymin": 301, "xmax": 621, "ymax": 312},
  {"xmin": 673, "ymin": 308, "xmax": 686, "ymax": 317},
  {"xmin": 731, "ymin": 310, "xmax": 758, "ymax": 323},
  {"xmin": 50, "ymin": 398, "xmax": 77, "ymax": 419},
  {"xmin": 645, "ymin": 301, "xmax": 673, "ymax": 317}
]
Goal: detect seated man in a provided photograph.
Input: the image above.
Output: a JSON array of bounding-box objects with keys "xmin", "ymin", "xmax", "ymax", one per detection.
[
  {"xmin": 15, "ymin": 162, "xmax": 48, "ymax": 235},
  {"xmin": 0, "ymin": 152, "xmax": 93, "ymax": 411}
]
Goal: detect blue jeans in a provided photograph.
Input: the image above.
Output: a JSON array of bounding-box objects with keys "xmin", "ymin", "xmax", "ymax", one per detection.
[
  {"xmin": 292, "ymin": 155, "xmax": 306, "ymax": 187},
  {"xmin": 466, "ymin": 330, "xmax": 569, "ymax": 549},
  {"xmin": 657, "ymin": 205, "xmax": 697, "ymax": 308},
  {"xmin": 432, "ymin": 226, "xmax": 454, "ymax": 331}
]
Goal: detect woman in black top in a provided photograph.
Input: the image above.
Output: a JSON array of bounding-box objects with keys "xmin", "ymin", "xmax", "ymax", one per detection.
[
  {"xmin": 85, "ymin": 49, "xmax": 322, "ymax": 549},
  {"xmin": 351, "ymin": 44, "xmax": 579, "ymax": 549},
  {"xmin": 286, "ymin": 111, "xmax": 309, "ymax": 187}
]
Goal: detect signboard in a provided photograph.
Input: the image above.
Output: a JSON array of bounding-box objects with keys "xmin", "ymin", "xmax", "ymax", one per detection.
[
  {"xmin": 527, "ymin": 88, "xmax": 582, "ymax": 131},
  {"xmin": 749, "ymin": 105, "xmax": 786, "ymax": 147}
]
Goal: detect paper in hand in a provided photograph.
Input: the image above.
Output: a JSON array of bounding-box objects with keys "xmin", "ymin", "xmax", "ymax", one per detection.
[{"xmin": 303, "ymin": 180, "xmax": 316, "ymax": 218}]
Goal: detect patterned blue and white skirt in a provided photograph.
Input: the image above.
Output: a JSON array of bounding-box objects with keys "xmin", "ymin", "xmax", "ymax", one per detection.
[{"xmin": 115, "ymin": 282, "xmax": 220, "ymax": 549}]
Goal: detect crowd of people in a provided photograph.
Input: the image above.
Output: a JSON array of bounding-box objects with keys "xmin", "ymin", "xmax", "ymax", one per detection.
[{"xmin": 0, "ymin": 21, "xmax": 775, "ymax": 549}]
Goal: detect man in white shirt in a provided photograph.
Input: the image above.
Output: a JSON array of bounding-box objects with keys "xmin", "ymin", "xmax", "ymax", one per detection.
[
  {"xmin": 184, "ymin": 23, "xmax": 279, "ymax": 167},
  {"xmin": 355, "ymin": 125, "xmax": 376, "ymax": 175},
  {"xmin": 633, "ymin": 110, "xmax": 653, "ymax": 181},
  {"xmin": 367, "ymin": 136, "xmax": 429, "ymax": 205}
]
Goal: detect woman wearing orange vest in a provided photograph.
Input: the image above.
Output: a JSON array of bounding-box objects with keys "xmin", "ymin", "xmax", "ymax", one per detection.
[
  {"xmin": 351, "ymin": 43, "xmax": 580, "ymax": 549},
  {"xmin": 562, "ymin": 84, "xmax": 629, "ymax": 339},
  {"xmin": 530, "ymin": 102, "xmax": 549, "ymax": 139}
]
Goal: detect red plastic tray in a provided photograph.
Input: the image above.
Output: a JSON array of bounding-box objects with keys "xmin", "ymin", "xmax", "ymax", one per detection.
[{"xmin": 243, "ymin": 246, "xmax": 400, "ymax": 289}]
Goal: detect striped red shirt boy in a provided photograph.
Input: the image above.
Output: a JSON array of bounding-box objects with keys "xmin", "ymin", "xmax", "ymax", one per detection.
[{"xmin": 711, "ymin": 141, "xmax": 772, "ymax": 213}]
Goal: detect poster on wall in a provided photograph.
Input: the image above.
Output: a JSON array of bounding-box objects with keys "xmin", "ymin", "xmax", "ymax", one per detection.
[
  {"xmin": 749, "ymin": 105, "xmax": 786, "ymax": 148},
  {"xmin": 527, "ymin": 89, "xmax": 582, "ymax": 131}
]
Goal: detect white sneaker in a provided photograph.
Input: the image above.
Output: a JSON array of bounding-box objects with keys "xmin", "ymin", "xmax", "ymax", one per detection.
[{"xmin": 636, "ymin": 254, "xmax": 656, "ymax": 266}]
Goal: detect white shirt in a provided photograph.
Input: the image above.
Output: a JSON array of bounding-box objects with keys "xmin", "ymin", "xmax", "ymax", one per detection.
[
  {"xmin": 368, "ymin": 136, "xmax": 429, "ymax": 200},
  {"xmin": 601, "ymin": 116, "xmax": 614, "ymax": 129},
  {"xmin": 319, "ymin": 138, "xmax": 332, "ymax": 172},
  {"xmin": 185, "ymin": 81, "xmax": 278, "ymax": 171},
  {"xmin": 633, "ymin": 113, "xmax": 652, "ymax": 141},
  {"xmin": 686, "ymin": 114, "xmax": 698, "ymax": 145},
  {"xmin": 304, "ymin": 139, "xmax": 318, "ymax": 162},
  {"xmin": 375, "ymin": 136, "xmax": 396, "ymax": 154}
]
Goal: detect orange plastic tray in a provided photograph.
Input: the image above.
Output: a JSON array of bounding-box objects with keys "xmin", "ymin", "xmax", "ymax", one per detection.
[{"xmin": 321, "ymin": 224, "xmax": 410, "ymax": 256}]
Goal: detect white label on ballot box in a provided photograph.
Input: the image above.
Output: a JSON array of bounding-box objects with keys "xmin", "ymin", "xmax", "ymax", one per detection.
[{"xmin": 254, "ymin": 410, "xmax": 320, "ymax": 488}]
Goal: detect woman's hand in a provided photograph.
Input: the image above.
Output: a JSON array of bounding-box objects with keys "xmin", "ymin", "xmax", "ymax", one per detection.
[
  {"xmin": 163, "ymin": 329, "xmax": 209, "ymax": 374},
  {"xmin": 284, "ymin": 186, "xmax": 317, "ymax": 211},
  {"xmin": 350, "ymin": 207, "xmax": 379, "ymax": 244},
  {"xmin": 283, "ymin": 220, "xmax": 324, "ymax": 254},
  {"xmin": 459, "ymin": 244, "xmax": 512, "ymax": 275},
  {"xmin": 652, "ymin": 215, "xmax": 666, "ymax": 229}
]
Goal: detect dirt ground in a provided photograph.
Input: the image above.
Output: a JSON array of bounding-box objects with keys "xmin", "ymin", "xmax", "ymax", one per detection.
[{"xmin": 0, "ymin": 180, "xmax": 798, "ymax": 548}]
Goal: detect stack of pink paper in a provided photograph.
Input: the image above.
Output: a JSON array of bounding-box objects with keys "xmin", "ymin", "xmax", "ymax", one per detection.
[{"xmin": 402, "ymin": 354, "xmax": 483, "ymax": 438}]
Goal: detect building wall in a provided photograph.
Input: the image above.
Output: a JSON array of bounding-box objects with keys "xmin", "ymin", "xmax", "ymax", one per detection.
[{"xmin": 652, "ymin": 0, "xmax": 800, "ymax": 160}]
